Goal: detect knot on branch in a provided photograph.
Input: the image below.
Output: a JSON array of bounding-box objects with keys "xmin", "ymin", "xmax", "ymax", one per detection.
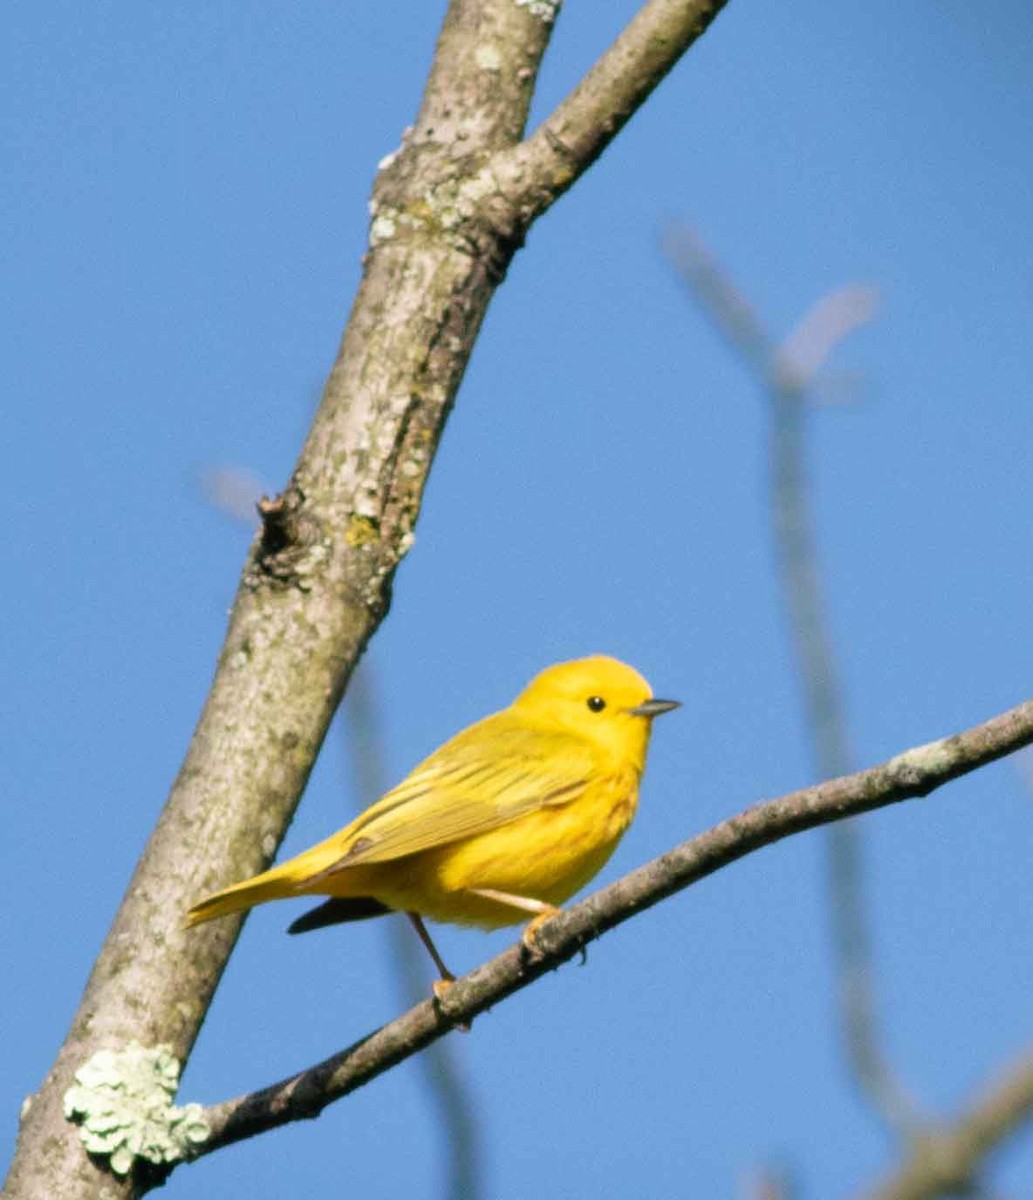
[{"xmin": 251, "ymin": 485, "xmax": 327, "ymax": 591}]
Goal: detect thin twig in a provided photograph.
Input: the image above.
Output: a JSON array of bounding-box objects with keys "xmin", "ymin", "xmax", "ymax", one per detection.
[{"xmin": 180, "ymin": 697, "xmax": 1033, "ymax": 1171}]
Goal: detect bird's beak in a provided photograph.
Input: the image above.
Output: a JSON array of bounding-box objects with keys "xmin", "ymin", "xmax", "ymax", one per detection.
[{"xmin": 627, "ymin": 698, "xmax": 680, "ymax": 718}]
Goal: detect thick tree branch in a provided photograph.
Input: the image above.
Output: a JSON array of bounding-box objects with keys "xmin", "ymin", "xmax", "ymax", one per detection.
[
  {"xmin": 858, "ymin": 1046, "xmax": 1033, "ymax": 1200},
  {"xmin": 498, "ymin": 0, "xmax": 729, "ymax": 218},
  {"xmin": 4, "ymin": 3, "xmax": 729, "ymax": 1197},
  {"xmin": 4, "ymin": 3, "xmax": 549, "ymax": 1196},
  {"xmin": 173, "ymin": 697, "xmax": 1033, "ymax": 1171}
]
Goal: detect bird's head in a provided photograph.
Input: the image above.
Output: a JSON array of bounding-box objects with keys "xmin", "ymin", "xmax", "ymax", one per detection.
[{"xmin": 512, "ymin": 655, "xmax": 679, "ymax": 768}]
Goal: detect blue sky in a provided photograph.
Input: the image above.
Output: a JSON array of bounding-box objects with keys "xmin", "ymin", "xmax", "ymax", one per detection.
[{"xmin": 4, "ymin": 1, "xmax": 1032, "ymax": 1196}]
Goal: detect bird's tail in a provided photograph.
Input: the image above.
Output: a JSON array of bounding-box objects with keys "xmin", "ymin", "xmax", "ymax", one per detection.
[
  {"xmin": 185, "ymin": 862, "xmax": 302, "ymax": 927},
  {"xmin": 186, "ymin": 822, "xmax": 373, "ymax": 928}
]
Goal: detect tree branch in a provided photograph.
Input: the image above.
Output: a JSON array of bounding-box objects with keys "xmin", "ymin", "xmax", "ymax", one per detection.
[
  {"xmin": 175, "ymin": 697, "xmax": 1033, "ymax": 1172},
  {"xmin": 4, "ymin": 2, "xmax": 551, "ymax": 1196},
  {"xmin": 4, "ymin": 4, "xmax": 730, "ymax": 1196},
  {"xmin": 498, "ymin": 0, "xmax": 730, "ymax": 218},
  {"xmin": 858, "ymin": 1046, "xmax": 1033, "ymax": 1200}
]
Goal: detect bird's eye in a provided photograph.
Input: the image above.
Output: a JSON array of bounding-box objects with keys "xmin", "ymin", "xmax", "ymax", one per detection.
[{"xmin": 586, "ymin": 695, "xmax": 606, "ymax": 713}]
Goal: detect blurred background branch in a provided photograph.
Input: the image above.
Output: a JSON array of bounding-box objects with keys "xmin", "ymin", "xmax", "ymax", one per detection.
[
  {"xmin": 343, "ymin": 666, "xmax": 482, "ymax": 1200},
  {"xmin": 662, "ymin": 224, "xmax": 918, "ymax": 1136},
  {"xmin": 739, "ymin": 1162, "xmax": 798, "ymax": 1200},
  {"xmin": 664, "ymin": 226, "xmax": 1033, "ymax": 1192},
  {"xmin": 858, "ymin": 1045, "xmax": 1033, "ymax": 1200}
]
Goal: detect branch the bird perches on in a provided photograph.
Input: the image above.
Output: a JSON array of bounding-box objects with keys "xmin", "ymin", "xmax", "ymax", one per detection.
[{"xmin": 182, "ymin": 695, "xmax": 1033, "ymax": 1169}]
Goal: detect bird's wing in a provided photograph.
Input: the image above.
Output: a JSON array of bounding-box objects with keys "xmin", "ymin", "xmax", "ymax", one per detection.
[{"xmin": 312, "ymin": 719, "xmax": 594, "ymax": 877}]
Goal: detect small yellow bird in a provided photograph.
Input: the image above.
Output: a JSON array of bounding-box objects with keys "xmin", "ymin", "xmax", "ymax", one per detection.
[{"xmin": 187, "ymin": 655, "xmax": 678, "ymax": 987}]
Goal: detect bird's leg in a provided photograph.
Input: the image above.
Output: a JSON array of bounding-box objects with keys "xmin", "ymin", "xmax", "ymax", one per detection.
[
  {"xmin": 406, "ymin": 912, "xmax": 456, "ymax": 999},
  {"xmin": 467, "ymin": 888, "xmax": 561, "ymax": 951}
]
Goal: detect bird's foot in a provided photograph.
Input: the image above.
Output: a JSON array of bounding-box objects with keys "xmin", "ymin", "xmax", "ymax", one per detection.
[
  {"xmin": 521, "ymin": 905, "xmax": 562, "ymax": 955},
  {"xmin": 432, "ymin": 976, "xmax": 455, "ymax": 1001},
  {"xmin": 431, "ymin": 974, "xmax": 471, "ymax": 1032}
]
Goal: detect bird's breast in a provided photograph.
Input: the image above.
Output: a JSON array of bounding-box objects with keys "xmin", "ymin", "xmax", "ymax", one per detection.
[{"xmin": 433, "ymin": 767, "xmax": 640, "ymax": 910}]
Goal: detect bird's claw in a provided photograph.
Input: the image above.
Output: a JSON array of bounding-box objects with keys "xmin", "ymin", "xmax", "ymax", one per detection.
[
  {"xmin": 432, "ymin": 977, "xmax": 455, "ymax": 1001},
  {"xmin": 520, "ymin": 907, "xmax": 562, "ymax": 956},
  {"xmin": 431, "ymin": 976, "xmax": 471, "ymax": 1032}
]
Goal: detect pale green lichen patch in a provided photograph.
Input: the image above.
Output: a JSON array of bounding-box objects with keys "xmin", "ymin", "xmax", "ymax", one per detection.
[{"xmin": 63, "ymin": 1043, "xmax": 209, "ymax": 1176}]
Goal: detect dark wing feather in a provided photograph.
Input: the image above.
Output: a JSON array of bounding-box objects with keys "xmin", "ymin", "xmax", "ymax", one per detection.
[{"xmin": 288, "ymin": 896, "xmax": 391, "ymax": 934}]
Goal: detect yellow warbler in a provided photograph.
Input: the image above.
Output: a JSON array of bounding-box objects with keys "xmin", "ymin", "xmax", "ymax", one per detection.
[{"xmin": 187, "ymin": 655, "xmax": 678, "ymax": 986}]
